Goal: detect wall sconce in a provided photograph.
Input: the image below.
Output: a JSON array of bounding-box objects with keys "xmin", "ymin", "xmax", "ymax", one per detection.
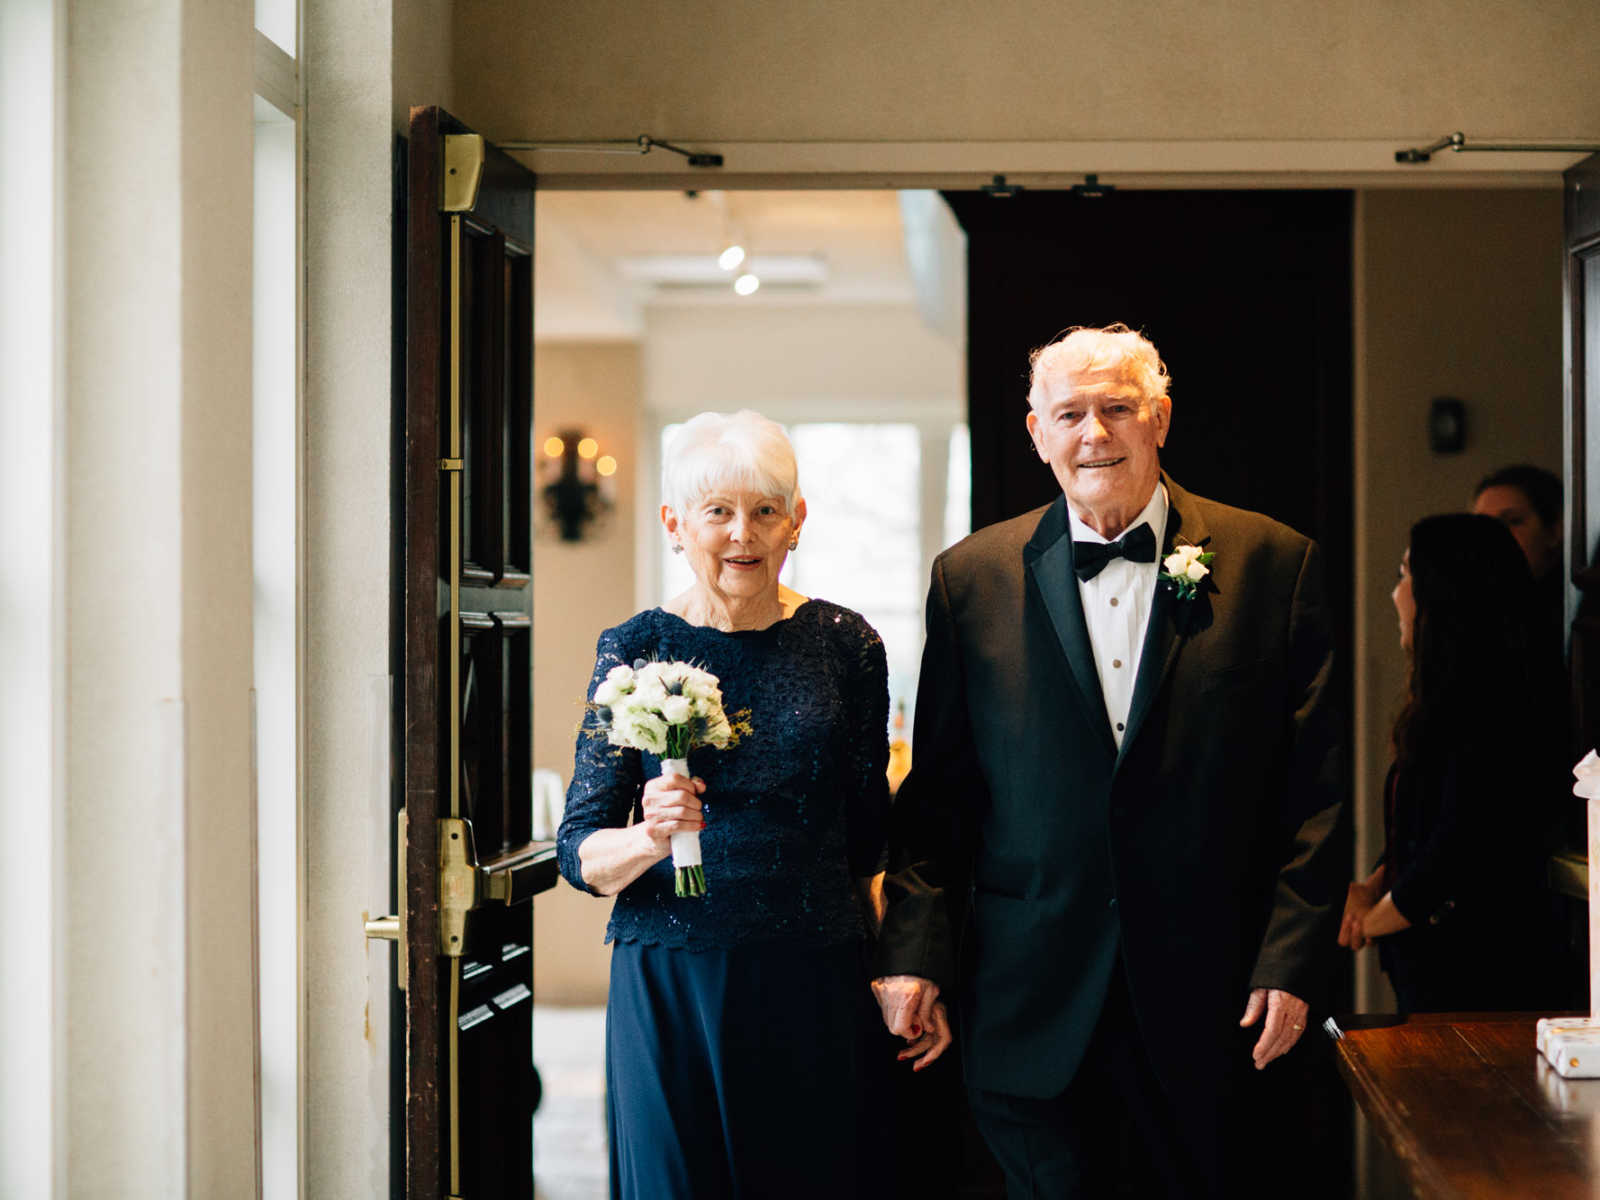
[
  {"xmin": 1429, "ymin": 397, "xmax": 1466, "ymax": 454},
  {"xmin": 538, "ymin": 430, "xmax": 616, "ymax": 541}
]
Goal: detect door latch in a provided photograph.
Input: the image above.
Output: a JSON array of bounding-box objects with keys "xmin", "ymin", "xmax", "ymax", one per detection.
[{"xmin": 439, "ymin": 817, "xmax": 559, "ymax": 957}]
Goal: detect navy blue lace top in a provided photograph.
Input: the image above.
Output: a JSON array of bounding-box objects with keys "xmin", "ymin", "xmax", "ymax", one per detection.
[{"xmin": 557, "ymin": 600, "xmax": 890, "ymax": 951}]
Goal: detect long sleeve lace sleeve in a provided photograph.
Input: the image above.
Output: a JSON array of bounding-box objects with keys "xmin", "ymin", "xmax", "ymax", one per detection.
[{"xmin": 556, "ymin": 626, "xmax": 644, "ymax": 896}]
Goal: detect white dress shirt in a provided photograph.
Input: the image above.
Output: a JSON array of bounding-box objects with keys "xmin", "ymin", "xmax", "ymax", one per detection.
[{"xmin": 1068, "ymin": 484, "xmax": 1169, "ymax": 750}]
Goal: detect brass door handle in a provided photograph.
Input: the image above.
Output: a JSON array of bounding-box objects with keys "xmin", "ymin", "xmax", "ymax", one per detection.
[
  {"xmin": 439, "ymin": 818, "xmax": 560, "ymax": 955},
  {"xmin": 362, "ymin": 810, "xmax": 409, "ymax": 989},
  {"xmin": 364, "ymin": 916, "xmax": 400, "ymax": 940}
]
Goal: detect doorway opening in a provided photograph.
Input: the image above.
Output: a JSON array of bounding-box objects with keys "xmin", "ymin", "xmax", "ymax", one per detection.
[{"xmin": 529, "ymin": 187, "xmax": 969, "ymax": 1197}]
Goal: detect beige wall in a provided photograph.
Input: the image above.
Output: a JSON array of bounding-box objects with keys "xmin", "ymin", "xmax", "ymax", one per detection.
[
  {"xmin": 1352, "ymin": 187, "xmax": 1563, "ymax": 1006},
  {"xmin": 394, "ymin": 0, "xmax": 455, "ymax": 130},
  {"xmin": 455, "ymin": 0, "xmax": 1600, "ymax": 144},
  {"xmin": 533, "ymin": 341, "xmax": 641, "ymax": 1004},
  {"xmin": 451, "ymin": 0, "xmax": 1598, "ymax": 187}
]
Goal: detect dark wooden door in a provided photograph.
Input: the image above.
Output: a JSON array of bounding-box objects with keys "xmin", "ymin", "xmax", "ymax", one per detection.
[
  {"xmin": 1565, "ymin": 155, "xmax": 1600, "ymax": 762},
  {"xmin": 393, "ymin": 105, "xmax": 555, "ymax": 1200}
]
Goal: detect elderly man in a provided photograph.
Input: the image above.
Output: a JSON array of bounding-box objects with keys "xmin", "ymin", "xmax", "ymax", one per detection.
[{"xmin": 874, "ymin": 325, "xmax": 1344, "ymax": 1196}]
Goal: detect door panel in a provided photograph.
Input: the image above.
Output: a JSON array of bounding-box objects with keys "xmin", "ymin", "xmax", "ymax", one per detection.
[
  {"xmin": 1567, "ymin": 154, "xmax": 1600, "ymax": 758},
  {"xmin": 395, "ymin": 105, "xmax": 555, "ymax": 1200}
]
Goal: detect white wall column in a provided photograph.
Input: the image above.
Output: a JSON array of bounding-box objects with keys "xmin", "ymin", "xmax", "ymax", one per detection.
[
  {"xmin": 302, "ymin": 2, "xmax": 398, "ymax": 1195},
  {"xmin": 60, "ymin": 0, "xmax": 258, "ymax": 1195}
]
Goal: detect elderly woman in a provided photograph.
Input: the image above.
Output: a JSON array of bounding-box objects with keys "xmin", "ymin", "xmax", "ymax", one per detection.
[{"xmin": 557, "ymin": 409, "xmax": 891, "ymax": 1200}]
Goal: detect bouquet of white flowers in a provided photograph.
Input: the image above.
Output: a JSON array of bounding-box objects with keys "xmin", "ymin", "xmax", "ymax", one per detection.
[{"xmin": 592, "ymin": 659, "xmax": 736, "ymax": 897}]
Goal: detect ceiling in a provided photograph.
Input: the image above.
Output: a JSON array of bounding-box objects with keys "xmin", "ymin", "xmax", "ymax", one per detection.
[{"xmin": 533, "ymin": 189, "xmax": 923, "ymax": 339}]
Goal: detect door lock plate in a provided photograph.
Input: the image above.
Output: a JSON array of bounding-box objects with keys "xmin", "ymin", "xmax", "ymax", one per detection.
[{"xmin": 438, "ymin": 817, "xmax": 479, "ymax": 957}]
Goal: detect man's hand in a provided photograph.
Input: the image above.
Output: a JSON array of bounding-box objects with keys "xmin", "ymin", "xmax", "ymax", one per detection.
[
  {"xmin": 872, "ymin": 974, "xmax": 953, "ymax": 1070},
  {"xmin": 1239, "ymin": 988, "xmax": 1308, "ymax": 1070}
]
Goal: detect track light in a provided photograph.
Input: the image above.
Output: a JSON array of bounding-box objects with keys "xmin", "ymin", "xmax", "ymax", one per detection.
[
  {"xmin": 717, "ymin": 244, "xmax": 746, "ymax": 271},
  {"xmin": 733, "ymin": 272, "xmax": 760, "ymax": 296}
]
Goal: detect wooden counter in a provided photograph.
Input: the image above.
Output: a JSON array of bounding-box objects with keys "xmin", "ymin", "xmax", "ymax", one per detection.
[{"xmin": 1328, "ymin": 1012, "xmax": 1600, "ymax": 1198}]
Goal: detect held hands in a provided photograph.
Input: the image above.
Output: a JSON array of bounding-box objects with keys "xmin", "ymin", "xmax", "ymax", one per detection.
[
  {"xmin": 637, "ymin": 771, "xmax": 705, "ymax": 859},
  {"xmin": 1338, "ymin": 867, "xmax": 1411, "ymax": 948},
  {"xmin": 1240, "ymin": 988, "xmax": 1308, "ymax": 1071},
  {"xmin": 1338, "ymin": 878, "xmax": 1382, "ymax": 950},
  {"xmin": 872, "ymin": 974, "xmax": 953, "ymax": 1071}
]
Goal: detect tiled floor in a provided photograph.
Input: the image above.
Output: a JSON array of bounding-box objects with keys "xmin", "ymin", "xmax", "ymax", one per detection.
[{"xmin": 533, "ymin": 1005, "xmax": 609, "ymax": 1200}]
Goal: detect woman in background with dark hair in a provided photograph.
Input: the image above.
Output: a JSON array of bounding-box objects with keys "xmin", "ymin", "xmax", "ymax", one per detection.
[{"xmin": 1339, "ymin": 513, "xmax": 1565, "ymax": 1013}]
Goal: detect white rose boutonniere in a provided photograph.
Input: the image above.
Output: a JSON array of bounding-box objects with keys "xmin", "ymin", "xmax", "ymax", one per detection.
[{"xmin": 1159, "ymin": 543, "xmax": 1216, "ymax": 602}]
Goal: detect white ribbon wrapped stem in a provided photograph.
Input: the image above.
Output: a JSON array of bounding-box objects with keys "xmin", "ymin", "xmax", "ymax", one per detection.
[{"xmin": 661, "ymin": 757, "xmax": 702, "ymax": 868}]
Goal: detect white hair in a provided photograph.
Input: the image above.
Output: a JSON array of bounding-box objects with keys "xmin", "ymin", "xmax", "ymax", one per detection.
[
  {"xmin": 1027, "ymin": 324, "xmax": 1171, "ymax": 412},
  {"xmin": 661, "ymin": 410, "xmax": 802, "ymax": 517}
]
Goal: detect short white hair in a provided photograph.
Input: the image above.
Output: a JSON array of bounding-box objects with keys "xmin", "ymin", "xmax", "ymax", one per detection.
[
  {"xmin": 1027, "ymin": 324, "xmax": 1171, "ymax": 412},
  {"xmin": 661, "ymin": 410, "xmax": 802, "ymax": 516}
]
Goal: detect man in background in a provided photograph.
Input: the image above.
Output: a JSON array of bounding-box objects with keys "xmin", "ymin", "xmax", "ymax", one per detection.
[{"xmin": 1473, "ymin": 464, "xmax": 1564, "ymax": 653}]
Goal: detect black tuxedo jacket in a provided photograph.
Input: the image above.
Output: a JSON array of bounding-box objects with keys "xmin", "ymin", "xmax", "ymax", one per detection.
[{"xmin": 878, "ymin": 475, "xmax": 1345, "ymax": 1115}]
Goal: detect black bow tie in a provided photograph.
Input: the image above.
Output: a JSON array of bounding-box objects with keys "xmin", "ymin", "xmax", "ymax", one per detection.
[{"xmin": 1073, "ymin": 522, "xmax": 1157, "ymax": 581}]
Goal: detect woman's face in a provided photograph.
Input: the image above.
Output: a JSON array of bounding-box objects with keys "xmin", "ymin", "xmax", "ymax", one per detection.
[
  {"xmin": 662, "ymin": 489, "xmax": 805, "ymax": 604},
  {"xmin": 1392, "ymin": 549, "xmax": 1416, "ymax": 652}
]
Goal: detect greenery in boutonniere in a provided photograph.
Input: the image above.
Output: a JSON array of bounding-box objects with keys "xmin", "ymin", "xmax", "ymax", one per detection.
[{"xmin": 1159, "ymin": 544, "xmax": 1215, "ymax": 602}]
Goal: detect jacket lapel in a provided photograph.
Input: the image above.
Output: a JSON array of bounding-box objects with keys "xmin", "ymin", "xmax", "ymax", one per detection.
[
  {"xmin": 1025, "ymin": 496, "xmax": 1117, "ymax": 759},
  {"xmin": 1117, "ymin": 474, "xmax": 1212, "ymax": 768}
]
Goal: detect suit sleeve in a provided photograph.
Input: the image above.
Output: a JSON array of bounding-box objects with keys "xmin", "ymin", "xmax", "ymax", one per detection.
[
  {"xmin": 843, "ymin": 616, "xmax": 892, "ymax": 878},
  {"xmin": 874, "ymin": 554, "xmax": 980, "ymax": 993},
  {"xmin": 1248, "ymin": 539, "xmax": 1348, "ymax": 1001}
]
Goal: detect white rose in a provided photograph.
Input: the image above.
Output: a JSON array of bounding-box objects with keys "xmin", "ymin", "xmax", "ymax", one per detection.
[
  {"xmin": 1163, "ymin": 545, "xmax": 1197, "ymax": 573},
  {"xmin": 1182, "ymin": 559, "xmax": 1210, "ymax": 583},
  {"xmin": 611, "ymin": 709, "xmax": 667, "ymax": 755},
  {"xmin": 632, "ymin": 674, "xmax": 667, "ymax": 705},
  {"xmin": 604, "ymin": 663, "xmax": 635, "ymax": 689},
  {"xmin": 594, "ymin": 679, "xmax": 623, "ymax": 706},
  {"xmin": 660, "ymin": 695, "xmax": 692, "ymax": 725}
]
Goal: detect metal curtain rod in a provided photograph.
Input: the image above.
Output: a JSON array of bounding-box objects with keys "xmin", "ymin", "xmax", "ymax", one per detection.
[
  {"xmin": 1396, "ymin": 131, "xmax": 1600, "ymax": 164},
  {"xmin": 497, "ymin": 134, "xmax": 724, "ymax": 168}
]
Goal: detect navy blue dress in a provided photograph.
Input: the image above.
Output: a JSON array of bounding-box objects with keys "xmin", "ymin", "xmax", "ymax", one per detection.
[{"xmin": 557, "ymin": 600, "xmax": 891, "ymax": 1200}]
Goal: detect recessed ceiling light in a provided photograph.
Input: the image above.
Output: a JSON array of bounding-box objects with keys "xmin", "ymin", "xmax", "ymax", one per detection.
[
  {"xmin": 717, "ymin": 244, "xmax": 746, "ymax": 271},
  {"xmin": 733, "ymin": 273, "xmax": 760, "ymax": 296}
]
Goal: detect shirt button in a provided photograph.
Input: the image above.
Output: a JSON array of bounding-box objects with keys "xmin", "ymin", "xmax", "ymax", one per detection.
[
  {"xmin": 1109, "ymin": 597, "xmax": 1119, "ymax": 607},
  {"xmin": 1112, "ymin": 659, "xmax": 1122, "ymax": 669},
  {"xmin": 1116, "ymin": 722, "xmax": 1125, "ymax": 731}
]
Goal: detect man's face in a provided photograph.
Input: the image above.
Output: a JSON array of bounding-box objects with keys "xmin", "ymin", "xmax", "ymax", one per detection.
[
  {"xmin": 1026, "ymin": 364, "xmax": 1169, "ymax": 533},
  {"xmin": 1472, "ymin": 484, "xmax": 1561, "ymax": 579}
]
